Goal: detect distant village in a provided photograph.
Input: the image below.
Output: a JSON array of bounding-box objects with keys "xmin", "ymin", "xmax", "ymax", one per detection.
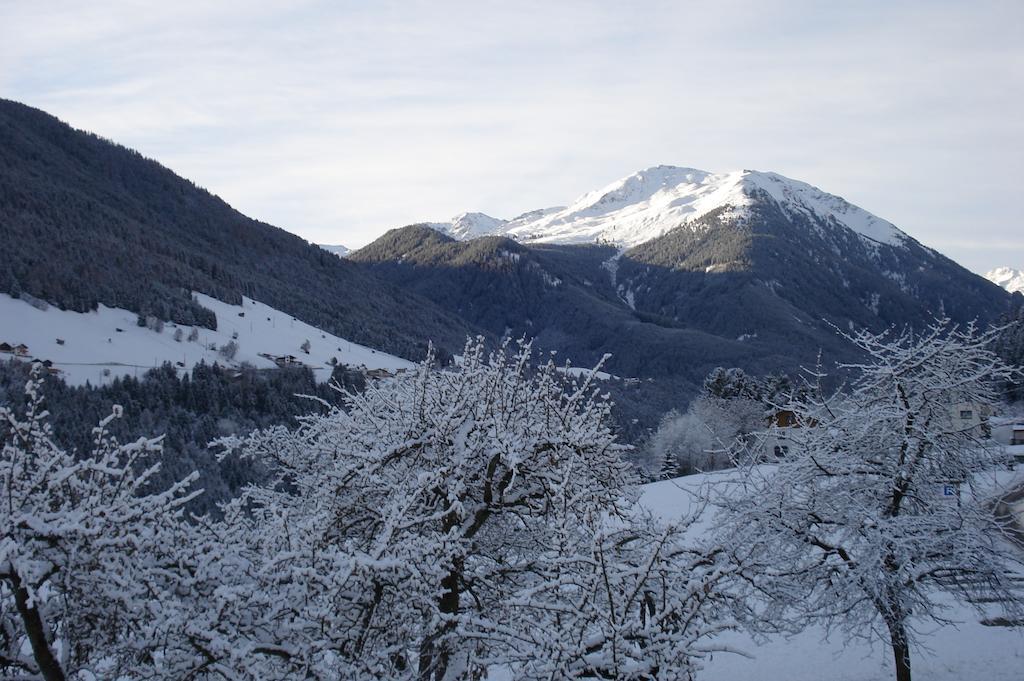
[{"xmin": 0, "ymin": 340, "xmax": 405, "ymax": 382}]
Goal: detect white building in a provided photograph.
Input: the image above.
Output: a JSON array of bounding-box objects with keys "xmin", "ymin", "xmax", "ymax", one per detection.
[{"xmin": 948, "ymin": 401, "xmax": 992, "ymax": 435}]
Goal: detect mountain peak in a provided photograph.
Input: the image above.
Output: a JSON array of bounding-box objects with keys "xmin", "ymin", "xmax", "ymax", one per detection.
[
  {"xmin": 429, "ymin": 212, "xmax": 507, "ymax": 240},
  {"xmin": 426, "ymin": 166, "xmax": 910, "ymax": 250},
  {"xmin": 985, "ymin": 266, "xmax": 1024, "ymax": 293}
]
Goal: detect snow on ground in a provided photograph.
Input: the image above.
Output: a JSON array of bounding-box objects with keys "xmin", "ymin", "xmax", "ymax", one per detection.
[
  {"xmin": 638, "ymin": 469, "xmax": 1024, "ymax": 681},
  {"xmin": 556, "ymin": 365, "xmax": 616, "ymax": 381},
  {"xmin": 0, "ymin": 292, "xmax": 414, "ymax": 386}
]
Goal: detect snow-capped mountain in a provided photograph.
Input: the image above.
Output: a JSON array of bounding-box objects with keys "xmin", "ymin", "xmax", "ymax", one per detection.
[
  {"xmin": 319, "ymin": 243, "xmax": 351, "ymax": 257},
  {"xmin": 356, "ymin": 164, "xmax": 1010, "ymax": 419},
  {"xmin": 434, "ymin": 165, "xmax": 909, "ymax": 250},
  {"xmin": 429, "ymin": 212, "xmax": 509, "ymax": 240},
  {"xmin": 985, "ymin": 266, "xmax": 1024, "ymax": 294}
]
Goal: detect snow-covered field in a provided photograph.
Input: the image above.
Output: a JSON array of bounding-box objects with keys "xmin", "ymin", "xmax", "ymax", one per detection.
[
  {"xmin": 0, "ymin": 292, "xmax": 413, "ymax": 386},
  {"xmin": 638, "ymin": 471, "xmax": 1024, "ymax": 681}
]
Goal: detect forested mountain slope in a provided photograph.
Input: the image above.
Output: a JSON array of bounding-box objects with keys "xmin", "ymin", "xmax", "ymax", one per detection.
[
  {"xmin": 0, "ymin": 99, "xmax": 476, "ymax": 360},
  {"xmin": 349, "ymin": 225, "xmax": 782, "ymax": 386}
]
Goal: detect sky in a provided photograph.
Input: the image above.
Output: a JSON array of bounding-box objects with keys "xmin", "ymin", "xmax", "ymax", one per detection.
[{"xmin": 1, "ymin": 0, "xmax": 1021, "ymax": 274}]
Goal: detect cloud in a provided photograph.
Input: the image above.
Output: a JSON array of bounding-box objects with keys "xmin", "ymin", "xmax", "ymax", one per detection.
[{"xmin": 1, "ymin": 0, "xmax": 1021, "ymax": 272}]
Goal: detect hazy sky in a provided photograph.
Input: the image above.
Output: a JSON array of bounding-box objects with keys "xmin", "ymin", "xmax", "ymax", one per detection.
[{"xmin": 2, "ymin": 0, "xmax": 1021, "ymax": 273}]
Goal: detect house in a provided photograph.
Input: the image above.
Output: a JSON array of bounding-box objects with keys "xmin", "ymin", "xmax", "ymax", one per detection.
[
  {"xmin": 761, "ymin": 408, "xmax": 823, "ymax": 459},
  {"xmin": 365, "ymin": 368, "xmax": 395, "ymax": 380},
  {"xmin": 258, "ymin": 352, "xmax": 303, "ymax": 368},
  {"xmin": 992, "ymin": 419, "xmax": 1024, "ymax": 446},
  {"xmin": 772, "ymin": 409, "xmax": 798, "ymax": 428},
  {"xmin": 762, "ymin": 408, "xmax": 804, "ymax": 459},
  {"xmin": 37, "ymin": 359, "xmax": 61, "ymax": 376},
  {"xmin": 949, "ymin": 401, "xmax": 992, "ymax": 434},
  {"xmin": 763, "ymin": 435, "xmax": 792, "ymax": 459},
  {"xmin": 761, "ymin": 400, "xmax": 1005, "ymax": 463},
  {"xmin": 3, "ymin": 343, "xmax": 31, "ymax": 356}
]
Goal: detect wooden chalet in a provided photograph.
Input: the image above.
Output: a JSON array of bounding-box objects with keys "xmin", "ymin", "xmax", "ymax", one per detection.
[
  {"xmin": 0, "ymin": 342, "xmax": 30, "ymax": 356},
  {"xmin": 258, "ymin": 352, "xmax": 304, "ymax": 368}
]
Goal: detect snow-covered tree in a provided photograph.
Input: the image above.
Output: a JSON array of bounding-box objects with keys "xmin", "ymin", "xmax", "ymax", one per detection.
[
  {"xmin": 0, "ymin": 365, "xmax": 199, "ymax": 680},
  {"xmin": 649, "ymin": 409, "xmax": 714, "ymax": 478},
  {"xmin": 218, "ymin": 339, "xmax": 239, "ymax": 360},
  {"xmin": 715, "ymin": 321, "xmax": 1023, "ymax": 681},
  {"xmin": 205, "ymin": 339, "xmax": 741, "ymax": 679},
  {"xmin": 702, "ymin": 367, "xmax": 761, "ymax": 400},
  {"xmin": 647, "ymin": 395, "xmax": 763, "ymax": 478},
  {"xmin": 496, "ymin": 513, "xmax": 747, "ymax": 680}
]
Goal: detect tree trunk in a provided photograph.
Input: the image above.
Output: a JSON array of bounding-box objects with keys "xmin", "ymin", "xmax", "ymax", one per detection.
[
  {"xmin": 10, "ymin": 572, "xmax": 66, "ymax": 681},
  {"xmin": 880, "ymin": 548, "xmax": 911, "ymax": 681},
  {"xmin": 419, "ymin": 555, "xmax": 463, "ymax": 681},
  {"xmin": 417, "ymin": 635, "xmax": 436, "ymax": 681},
  {"xmin": 887, "ymin": 617, "xmax": 912, "ymax": 681}
]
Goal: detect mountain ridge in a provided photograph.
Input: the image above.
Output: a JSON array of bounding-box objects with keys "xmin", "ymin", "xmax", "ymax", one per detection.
[{"xmin": 419, "ymin": 165, "xmax": 911, "ymax": 250}]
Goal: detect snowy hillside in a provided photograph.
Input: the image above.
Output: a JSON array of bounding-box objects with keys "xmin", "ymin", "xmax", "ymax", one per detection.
[
  {"xmin": 0, "ymin": 292, "xmax": 413, "ymax": 386},
  {"xmin": 431, "ymin": 165, "xmax": 910, "ymax": 249},
  {"xmin": 986, "ymin": 266, "xmax": 1024, "ymax": 294},
  {"xmin": 637, "ymin": 471, "xmax": 1024, "ymax": 681},
  {"xmin": 319, "ymin": 243, "xmax": 351, "ymax": 257}
]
